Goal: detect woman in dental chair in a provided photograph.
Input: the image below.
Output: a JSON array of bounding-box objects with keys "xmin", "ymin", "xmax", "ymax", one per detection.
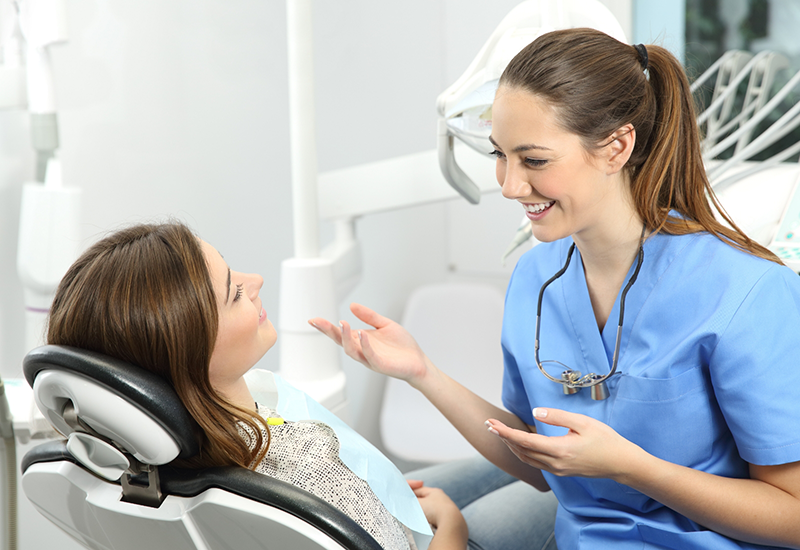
[
  {"xmin": 312, "ymin": 28, "xmax": 800, "ymax": 550},
  {"xmin": 46, "ymin": 221, "xmax": 467, "ymax": 550}
]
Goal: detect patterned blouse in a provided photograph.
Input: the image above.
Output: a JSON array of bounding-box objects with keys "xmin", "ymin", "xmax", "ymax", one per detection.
[{"xmin": 238, "ymin": 405, "xmax": 414, "ymax": 550}]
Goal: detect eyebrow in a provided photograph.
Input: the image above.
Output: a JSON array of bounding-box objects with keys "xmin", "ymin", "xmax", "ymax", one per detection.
[{"xmin": 489, "ymin": 135, "xmax": 552, "ymax": 153}]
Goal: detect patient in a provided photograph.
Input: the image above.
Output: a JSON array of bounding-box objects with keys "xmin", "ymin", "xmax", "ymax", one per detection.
[{"xmin": 46, "ymin": 221, "xmax": 467, "ymax": 550}]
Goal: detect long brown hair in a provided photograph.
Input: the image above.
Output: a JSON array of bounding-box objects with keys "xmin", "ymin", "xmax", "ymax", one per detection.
[
  {"xmin": 499, "ymin": 27, "xmax": 780, "ymax": 264},
  {"xmin": 47, "ymin": 222, "xmax": 270, "ymax": 469}
]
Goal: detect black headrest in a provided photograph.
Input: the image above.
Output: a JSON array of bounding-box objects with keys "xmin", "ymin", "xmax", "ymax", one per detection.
[
  {"xmin": 24, "ymin": 345, "xmax": 201, "ymax": 459},
  {"xmin": 23, "ymin": 440, "xmax": 383, "ymax": 550}
]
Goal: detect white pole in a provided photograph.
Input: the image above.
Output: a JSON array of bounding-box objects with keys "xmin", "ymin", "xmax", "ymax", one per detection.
[
  {"xmin": 286, "ymin": 0, "xmax": 320, "ymax": 259},
  {"xmin": 280, "ymin": 0, "xmax": 347, "ymax": 417}
]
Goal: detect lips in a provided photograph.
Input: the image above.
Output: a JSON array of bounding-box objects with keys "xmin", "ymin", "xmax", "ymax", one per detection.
[{"xmin": 523, "ymin": 201, "xmax": 555, "ymax": 214}]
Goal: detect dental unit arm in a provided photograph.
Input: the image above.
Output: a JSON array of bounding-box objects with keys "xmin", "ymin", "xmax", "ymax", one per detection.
[
  {"xmin": 436, "ymin": 0, "xmax": 627, "ymax": 207},
  {"xmin": 436, "ymin": 0, "xmax": 626, "ymax": 262}
]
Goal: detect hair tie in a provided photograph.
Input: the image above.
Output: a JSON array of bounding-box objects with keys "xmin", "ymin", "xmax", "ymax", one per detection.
[{"xmin": 634, "ymin": 43, "xmax": 648, "ymax": 72}]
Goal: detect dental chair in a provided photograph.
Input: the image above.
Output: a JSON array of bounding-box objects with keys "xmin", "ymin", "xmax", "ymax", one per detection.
[{"xmin": 20, "ymin": 345, "xmax": 383, "ymax": 550}]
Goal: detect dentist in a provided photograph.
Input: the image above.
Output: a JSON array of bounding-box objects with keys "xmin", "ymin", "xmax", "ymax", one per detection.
[{"xmin": 312, "ymin": 28, "xmax": 800, "ymax": 550}]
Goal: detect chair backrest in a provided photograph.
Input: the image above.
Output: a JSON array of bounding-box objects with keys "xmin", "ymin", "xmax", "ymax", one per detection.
[
  {"xmin": 380, "ymin": 283, "xmax": 506, "ymax": 464},
  {"xmin": 22, "ymin": 345, "xmax": 383, "ymax": 550}
]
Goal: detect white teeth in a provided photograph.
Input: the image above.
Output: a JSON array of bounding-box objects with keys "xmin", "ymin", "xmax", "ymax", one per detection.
[{"xmin": 524, "ymin": 201, "xmax": 554, "ymax": 214}]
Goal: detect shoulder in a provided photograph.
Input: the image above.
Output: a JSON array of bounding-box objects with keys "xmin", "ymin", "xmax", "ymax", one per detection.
[
  {"xmin": 653, "ymin": 231, "xmax": 787, "ymax": 287},
  {"xmin": 511, "ymin": 239, "xmax": 571, "ymax": 281},
  {"xmin": 648, "ymin": 231, "xmax": 800, "ymax": 326}
]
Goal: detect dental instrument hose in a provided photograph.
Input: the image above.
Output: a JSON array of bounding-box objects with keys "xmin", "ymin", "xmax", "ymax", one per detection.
[
  {"xmin": 502, "ymin": 219, "xmax": 533, "ymax": 265},
  {"xmin": 0, "ymin": 378, "xmax": 17, "ymax": 550}
]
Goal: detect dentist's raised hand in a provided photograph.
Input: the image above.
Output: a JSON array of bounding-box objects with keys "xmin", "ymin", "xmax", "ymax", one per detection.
[{"xmin": 309, "ymin": 303, "xmax": 432, "ymax": 387}]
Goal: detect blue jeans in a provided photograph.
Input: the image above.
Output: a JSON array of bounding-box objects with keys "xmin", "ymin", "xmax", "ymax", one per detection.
[{"xmin": 407, "ymin": 455, "xmax": 558, "ymax": 550}]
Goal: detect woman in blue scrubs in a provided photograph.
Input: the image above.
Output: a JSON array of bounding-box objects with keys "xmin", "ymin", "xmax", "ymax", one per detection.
[{"xmin": 312, "ymin": 28, "xmax": 800, "ymax": 549}]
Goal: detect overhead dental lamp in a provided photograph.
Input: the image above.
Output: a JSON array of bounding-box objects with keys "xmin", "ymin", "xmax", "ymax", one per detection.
[{"xmin": 436, "ymin": 0, "xmax": 627, "ymax": 205}]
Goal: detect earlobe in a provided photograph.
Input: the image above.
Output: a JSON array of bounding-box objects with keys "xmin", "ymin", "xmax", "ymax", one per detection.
[{"xmin": 605, "ymin": 125, "xmax": 636, "ymax": 175}]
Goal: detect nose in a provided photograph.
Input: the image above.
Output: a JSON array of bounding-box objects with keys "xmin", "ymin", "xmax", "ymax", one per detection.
[
  {"xmin": 244, "ymin": 272, "xmax": 263, "ymax": 298},
  {"xmin": 498, "ymin": 160, "xmax": 531, "ymax": 200}
]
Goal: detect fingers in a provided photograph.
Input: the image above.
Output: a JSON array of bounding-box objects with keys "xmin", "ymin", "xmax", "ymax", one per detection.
[
  {"xmin": 406, "ymin": 479, "xmax": 424, "ymax": 490},
  {"xmin": 307, "ymin": 314, "xmax": 381, "ymax": 370},
  {"xmin": 485, "ymin": 419, "xmax": 540, "ymax": 449},
  {"xmin": 412, "ymin": 485, "xmax": 435, "ymax": 498},
  {"xmin": 340, "ymin": 320, "xmax": 367, "ymax": 365},
  {"xmin": 350, "ymin": 302, "xmax": 393, "ymax": 329},
  {"xmin": 308, "ymin": 318, "xmax": 343, "ymax": 346},
  {"xmin": 485, "ymin": 419, "xmax": 554, "ymax": 472}
]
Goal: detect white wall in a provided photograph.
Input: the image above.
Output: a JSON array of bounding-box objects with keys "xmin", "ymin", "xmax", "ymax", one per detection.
[{"xmin": 0, "ymin": 1, "xmax": 643, "ymax": 548}]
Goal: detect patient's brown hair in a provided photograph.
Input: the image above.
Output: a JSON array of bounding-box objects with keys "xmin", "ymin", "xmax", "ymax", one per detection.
[{"xmin": 48, "ymin": 222, "xmax": 268, "ymax": 469}]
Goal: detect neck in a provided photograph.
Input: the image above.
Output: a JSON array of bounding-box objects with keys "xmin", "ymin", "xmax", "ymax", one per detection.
[
  {"xmin": 571, "ymin": 170, "xmax": 644, "ymax": 277},
  {"xmin": 214, "ymin": 377, "xmax": 257, "ymax": 413},
  {"xmin": 573, "ymin": 214, "xmax": 644, "ymax": 278},
  {"xmin": 572, "ymin": 200, "xmax": 645, "ymax": 332}
]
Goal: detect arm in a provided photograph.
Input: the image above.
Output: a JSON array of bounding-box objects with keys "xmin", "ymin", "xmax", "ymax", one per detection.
[
  {"xmin": 409, "ymin": 482, "xmax": 468, "ymax": 550},
  {"xmin": 309, "ymin": 303, "xmax": 549, "ymax": 490},
  {"xmin": 488, "ymin": 408, "xmax": 800, "ymax": 548}
]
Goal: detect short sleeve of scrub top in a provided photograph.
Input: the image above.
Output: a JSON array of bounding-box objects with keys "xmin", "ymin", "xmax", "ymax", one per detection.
[
  {"xmin": 708, "ymin": 261, "xmax": 800, "ymax": 465},
  {"xmin": 500, "ymin": 231, "xmax": 800, "ymax": 550}
]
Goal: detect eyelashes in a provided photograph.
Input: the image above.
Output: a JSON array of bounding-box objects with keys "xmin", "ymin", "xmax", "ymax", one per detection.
[
  {"xmin": 233, "ymin": 283, "xmax": 244, "ymax": 302},
  {"xmin": 525, "ymin": 158, "xmax": 548, "ymax": 168},
  {"xmin": 490, "ymin": 149, "xmax": 548, "ymax": 168}
]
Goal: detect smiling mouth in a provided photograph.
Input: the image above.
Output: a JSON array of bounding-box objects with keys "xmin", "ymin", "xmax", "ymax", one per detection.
[{"xmin": 523, "ymin": 201, "xmax": 555, "ymax": 214}]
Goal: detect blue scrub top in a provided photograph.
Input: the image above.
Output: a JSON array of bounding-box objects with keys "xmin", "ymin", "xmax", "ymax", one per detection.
[{"xmin": 502, "ymin": 230, "xmax": 800, "ymax": 549}]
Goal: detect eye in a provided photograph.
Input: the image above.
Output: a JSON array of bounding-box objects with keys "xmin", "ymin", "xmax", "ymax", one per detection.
[
  {"xmin": 525, "ymin": 158, "xmax": 548, "ymax": 168},
  {"xmin": 489, "ymin": 149, "xmax": 506, "ymax": 160},
  {"xmin": 233, "ymin": 283, "xmax": 244, "ymax": 302}
]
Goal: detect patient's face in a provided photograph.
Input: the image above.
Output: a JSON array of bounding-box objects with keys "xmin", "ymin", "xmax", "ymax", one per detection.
[{"xmin": 201, "ymin": 240, "xmax": 277, "ymax": 391}]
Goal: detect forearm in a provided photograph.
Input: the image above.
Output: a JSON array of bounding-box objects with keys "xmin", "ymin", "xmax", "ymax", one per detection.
[
  {"xmin": 413, "ymin": 362, "xmax": 550, "ymax": 491},
  {"xmin": 621, "ymin": 451, "xmax": 800, "ymax": 548}
]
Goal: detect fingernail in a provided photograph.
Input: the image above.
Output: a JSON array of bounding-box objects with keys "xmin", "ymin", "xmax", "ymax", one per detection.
[
  {"xmin": 309, "ymin": 321, "xmax": 318, "ymax": 328},
  {"xmin": 357, "ymin": 330, "xmax": 362, "ymax": 340},
  {"xmin": 533, "ymin": 408, "xmax": 547, "ymax": 419},
  {"xmin": 484, "ymin": 420, "xmax": 491, "ymax": 427},
  {"xmin": 339, "ymin": 321, "xmax": 344, "ymax": 329},
  {"xmin": 487, "ymin": 427, "xmax": 499, "ymax": 436}
]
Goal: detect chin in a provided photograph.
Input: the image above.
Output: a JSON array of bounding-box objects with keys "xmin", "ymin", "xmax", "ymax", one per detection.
[{"xmin": 531, "ymin": 227, "xmax": 566, "ymax": 244}]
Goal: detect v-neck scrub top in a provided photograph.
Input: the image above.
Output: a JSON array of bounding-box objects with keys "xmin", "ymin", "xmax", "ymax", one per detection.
[{"xmin": 502, "ymin": 230, "xmax": 800, "ymax": 549}]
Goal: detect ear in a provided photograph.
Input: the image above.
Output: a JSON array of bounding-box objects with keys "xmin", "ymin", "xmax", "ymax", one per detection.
[{"xmin": 602, "ymin": 124, "xmax": 636, "ymax": 175}]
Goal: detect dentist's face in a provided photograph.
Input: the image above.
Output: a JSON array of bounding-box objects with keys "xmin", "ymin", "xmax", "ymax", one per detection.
[
  {"xmin": 201, "ymin": 240, "xmax": 276, "ymax": 390},
  {"xmin": 490, "ymin": 87, "xmax": 614, "ymax": 243}
]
